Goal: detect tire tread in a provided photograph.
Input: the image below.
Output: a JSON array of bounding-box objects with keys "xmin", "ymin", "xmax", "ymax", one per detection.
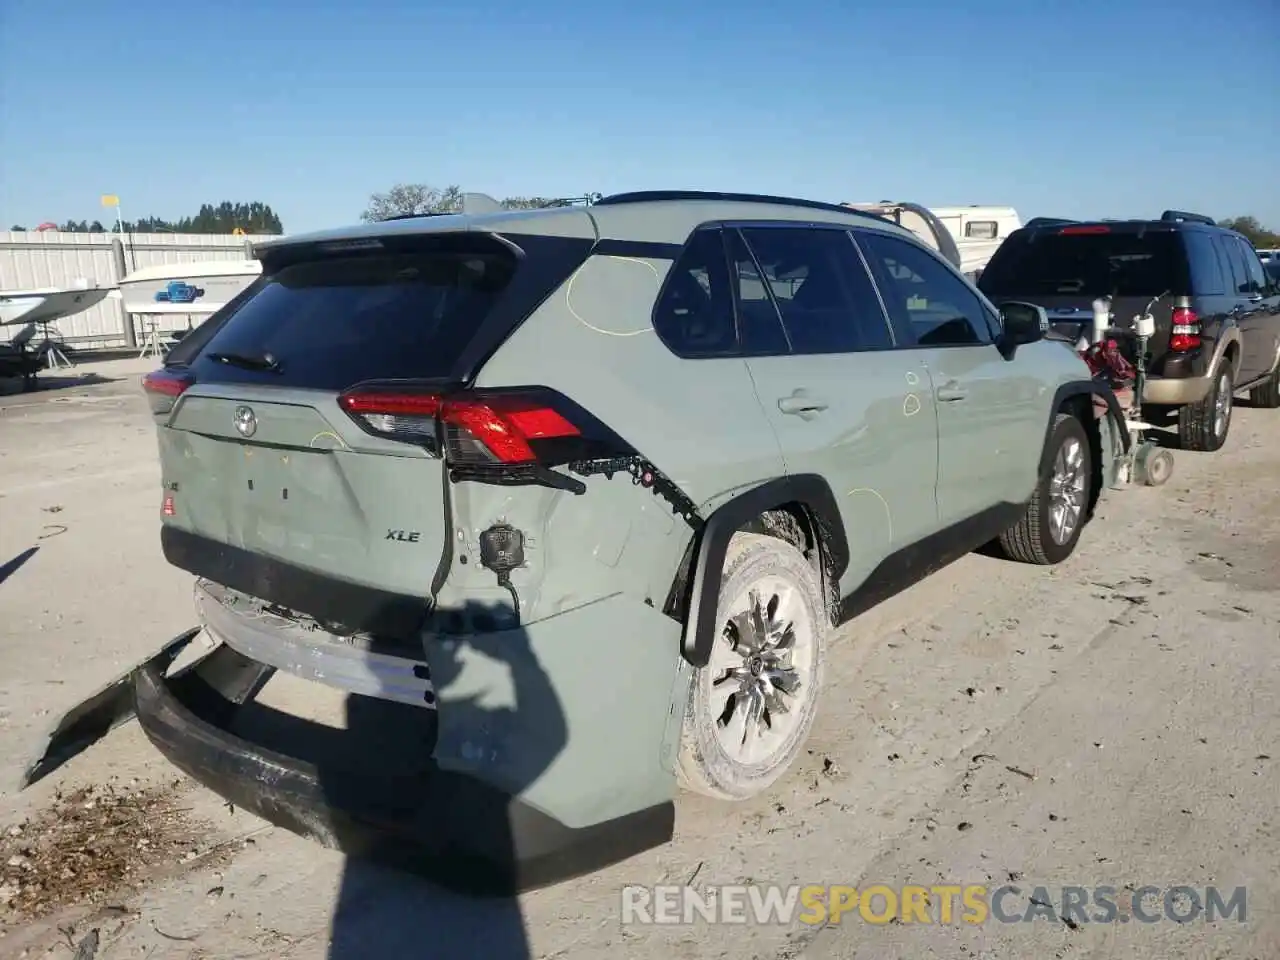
[
  {"xmin": 1178, "ymin": 368, "xmax": 1231, "ymax": 451},
  {"xmin": 1249, "ymin": 366, "xmax": 1280, "ymax": 409},
  {"xmin": 997, "ymin": 413, "xmax": 1089, "ymax": 566}
]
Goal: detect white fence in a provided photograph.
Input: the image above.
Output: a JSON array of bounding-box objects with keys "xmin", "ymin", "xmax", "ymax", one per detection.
[{"xmin": 0, "ymin": 230, "xmax": 275, "ymax": 347}]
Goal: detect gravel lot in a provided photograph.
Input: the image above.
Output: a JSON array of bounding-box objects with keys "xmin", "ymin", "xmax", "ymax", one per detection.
[{"xmin": 1, "ymin": 358, "xmax": 1276, "ymax": 960}]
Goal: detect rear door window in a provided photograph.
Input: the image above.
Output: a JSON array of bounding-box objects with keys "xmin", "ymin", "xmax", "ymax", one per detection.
[
  {"xmin": 735, "ymin": 226, "xmax": 895, "ymax": 353},
  {"xmin": 857, "ymin": 231, "xmax": 993, "ymax": 346},
  {"xmin": 725, "ymin": 229, "xmax": 791, "ymax": 355},
  {"xmin": 189, "ymin": 243, "xmax": 518, "ymax": 391},
  {"xmin": 978, "ymin": 230, "xmax": 1187, "ymax": 297}
]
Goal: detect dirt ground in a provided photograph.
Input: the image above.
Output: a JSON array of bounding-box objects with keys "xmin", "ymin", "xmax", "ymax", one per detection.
[{"xmin": 0, "ymin": 358, "xmax": 1276, "ymax": 960}]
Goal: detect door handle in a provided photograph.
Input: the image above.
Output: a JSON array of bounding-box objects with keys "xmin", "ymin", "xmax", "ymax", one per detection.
[
  {"xmin": 936, "ymin": 380, "xmax": 968, "ymax": 402},
  {"xmin": 778, "ymin": 390, "xmax": 829, "ymax": 418}
]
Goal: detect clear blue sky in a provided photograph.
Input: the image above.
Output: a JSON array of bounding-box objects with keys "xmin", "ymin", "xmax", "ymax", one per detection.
[{"xmin": 2, "ymin": 0, "xmax": 1277, "ymax": 235}]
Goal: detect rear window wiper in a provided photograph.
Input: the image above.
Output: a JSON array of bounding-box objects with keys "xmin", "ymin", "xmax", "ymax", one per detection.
[{"xmin": 207, "ymin": 351, "xmax": 281, "ymax": 373}]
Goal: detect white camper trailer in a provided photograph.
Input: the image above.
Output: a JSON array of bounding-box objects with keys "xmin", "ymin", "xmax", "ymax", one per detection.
[
  {"xmin": 843, "ymin": 202, "xmax": 1021, "ymax": 280},
  {"xmin": 928, "ymin": 206, "xmax": 1022, "ymax": 278}
]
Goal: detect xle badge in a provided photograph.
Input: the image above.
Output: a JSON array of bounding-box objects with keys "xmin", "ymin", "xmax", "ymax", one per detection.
[
  {"xmin": 386, "ymin": 529, "xmax": 421, "ymax": 543},
  {"xmin": 234, "ymin": 405, "xmax": 257, "ymax": 438}
]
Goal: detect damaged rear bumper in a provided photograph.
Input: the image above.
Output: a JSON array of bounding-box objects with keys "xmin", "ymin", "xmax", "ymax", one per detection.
[{"xmin": 133, "ymin": 627, "xmax": 676, "ymax": 895}]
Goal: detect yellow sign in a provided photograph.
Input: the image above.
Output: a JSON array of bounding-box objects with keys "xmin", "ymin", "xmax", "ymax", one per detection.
[
  {"xmin": 232, "ymin": 227, "xmax": 245, "ymax": 235},
  {"xmin": 101, "ymin": 194, "xmax": 120, "ymax": 207}
]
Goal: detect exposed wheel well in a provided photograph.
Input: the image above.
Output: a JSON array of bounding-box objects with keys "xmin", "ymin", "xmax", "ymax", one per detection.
[
  {"xmin": 745, "ymin": 502, "xmax": 839, "ymax": 623},
  {"xmin": 663, "ymin": 496, "xmax": 841, "ymax": 645}
]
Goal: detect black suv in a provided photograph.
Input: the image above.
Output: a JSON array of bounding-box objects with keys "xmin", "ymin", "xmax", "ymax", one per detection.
[{"xmin": 979, "ymin": 211, "xmax": 1280, "ymax": 451}]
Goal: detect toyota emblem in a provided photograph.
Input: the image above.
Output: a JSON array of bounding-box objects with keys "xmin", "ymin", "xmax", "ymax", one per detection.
[{"xmin": 233, "ymin": 405, "xmax": 257, "ymax": 438}]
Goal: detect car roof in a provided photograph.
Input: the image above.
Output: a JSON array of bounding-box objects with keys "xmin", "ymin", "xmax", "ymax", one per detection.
[{"xmin": 253, "ymin": 191, "xmax": 920, "ymax": 258}]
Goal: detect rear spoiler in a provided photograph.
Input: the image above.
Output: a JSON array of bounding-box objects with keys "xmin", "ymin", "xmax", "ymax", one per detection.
[
  {"xmin": 1023, "ymin": 217, "xmax": 1077, "ymax": 229},
  {"xmin": 842, "ymin": 201, "xmax": 963, "ymax": 272},
  {"xmin": 1160, "ymin": 210, "xmax": 1216, "ymax": 226}
]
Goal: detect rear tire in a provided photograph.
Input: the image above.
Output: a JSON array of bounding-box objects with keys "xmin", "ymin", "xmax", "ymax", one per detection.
[
  {"xmin": 676, "ymin": 532, "xmax": 827, "ymax": 801},
  {"xmin": 1248, "ymin": 364, "xmax": 1280, "ymax": 409},
  {"xmin": 997, "ymin": 413, "xmax": 1092, "ymax": 566},
  {"xmin": 1178, "ymin": 367, "xmax": 1233, "ymax": 451}
]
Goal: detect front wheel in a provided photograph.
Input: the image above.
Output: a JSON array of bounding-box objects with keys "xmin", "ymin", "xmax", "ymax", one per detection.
[
  {"xmin": 1179, "ymin": 368, "xmax": 1233, "ymax": 451},
  {"xmin": 997, "ymin": 413, "xmax": 1092, "ymax": 565},
  {"xmin": 676, "ymin": 532, "xmax": 827, "ymax": 801}
]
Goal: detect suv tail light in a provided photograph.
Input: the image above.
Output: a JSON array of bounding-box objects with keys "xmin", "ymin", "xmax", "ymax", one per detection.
[
  {"xmin": 142, "ymin": 369, "xmax": 194, "ymax": 415},
  {"xmin": 1170, "ymin": 307, "xmax": 1201, "ymax": 351},
  {"xmin": 340, "ymin": 385, "xmax": 702, "ymax": 523},
  {"xmin": 338, "ymin": 387, "xmax": 613, "ymax": 466}
]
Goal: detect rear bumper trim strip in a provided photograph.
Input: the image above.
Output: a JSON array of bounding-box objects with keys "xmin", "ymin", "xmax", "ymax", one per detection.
[{"xmin": 162, "ymin": 526, "xmax": 430, "ymax": 638}]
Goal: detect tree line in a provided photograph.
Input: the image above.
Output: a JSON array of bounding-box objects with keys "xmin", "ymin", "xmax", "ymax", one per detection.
[
  {"xmin": 359, "ymin": 183, "xmax": 601, "ymax": 222},
  {"xmin": 9, "ymin": 201, "xmax": 285, "ymax": 235},
  {"xmin": 1216, "ymin": 217, "xmax": 1280, "ymax": 248}
]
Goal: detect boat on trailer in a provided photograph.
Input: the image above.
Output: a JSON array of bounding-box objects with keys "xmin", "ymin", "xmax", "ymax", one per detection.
[
  {"xmin": 116, "ymin": 260, "xmax": 262, "ymax": 318},
  {"xmin": 0, "ymin": 284, "xmax": 111, "ymax": 330},
  {"xmin": 0, "ymin": 282, "xmax": 111, "ymax": 385}
]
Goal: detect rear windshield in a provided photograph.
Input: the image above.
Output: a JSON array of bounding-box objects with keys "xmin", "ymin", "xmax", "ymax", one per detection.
[
  {"xmin": 187, "ymin": 246, "xmax": 517, "ymax": 391},
  {"xmin": 978, "ymin": 230, "xmax": 1188, "ymax": 298}
]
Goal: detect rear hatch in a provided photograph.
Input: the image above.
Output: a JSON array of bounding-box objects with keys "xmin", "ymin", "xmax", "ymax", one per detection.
[
  {"xmin": 144, "ymin": 232, "xmax": 549, "ymax": 637},
  {"xmin": 978, "ymin": 225, "xmax": 1189, "ymax": 363}
]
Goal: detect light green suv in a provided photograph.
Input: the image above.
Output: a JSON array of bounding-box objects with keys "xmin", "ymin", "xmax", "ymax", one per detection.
[{"xmin": 133, "ymin": 191, "xmax": 1128, "ymax": 892}]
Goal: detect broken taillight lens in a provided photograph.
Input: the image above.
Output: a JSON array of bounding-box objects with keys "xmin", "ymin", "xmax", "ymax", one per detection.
[{"xmin": 338, "ymin": 388, "xmax": 583, "ymax": 464}]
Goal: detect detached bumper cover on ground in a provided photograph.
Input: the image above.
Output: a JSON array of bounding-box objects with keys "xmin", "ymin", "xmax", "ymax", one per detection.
[{"xmin": 132, "ymin": 628, "xmax": 676, "ymax": 894}]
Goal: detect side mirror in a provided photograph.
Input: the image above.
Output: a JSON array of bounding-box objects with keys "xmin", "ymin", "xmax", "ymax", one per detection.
[{"xmin": 997, "ymin": 301, "xmax": 1047, "ymax": 357}]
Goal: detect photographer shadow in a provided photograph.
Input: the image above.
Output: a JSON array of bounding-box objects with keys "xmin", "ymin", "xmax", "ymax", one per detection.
[{"xmin": 231, "ymin": 600, "xmax": 566, "ymax": 960}]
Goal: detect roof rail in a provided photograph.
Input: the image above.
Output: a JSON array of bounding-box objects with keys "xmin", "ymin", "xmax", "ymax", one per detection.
[
  {"xmin": 1160, "ymin": 210, "xmax": 1216, "ymax": 226},
  {"xmin": 593, "ymin": 190, "xmax": 889, "ymax": 223},
  {"xmin": 377, "ymin": 211, "xmax": 455, "ymax": 222},
  {"xmin": 1023, "ymin": 217, "xmax": 1077, "ymax": 229}
]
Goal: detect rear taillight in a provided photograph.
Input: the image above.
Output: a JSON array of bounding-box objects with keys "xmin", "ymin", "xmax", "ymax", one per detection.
[
  {"xmin": 1170, "ymin": 307, "xmax": 1201, "ymax": 351},
  {"xmin": 341, "ymin": 385, "xmax": 700, "ymax": 521},
  {"xmin": 1060, "ymin": 225, "xmax": 1110, "ymax": 235},
  {"xmin": 141, "ymin": 369, "xmax": 194, "ymax": 414},
  {"xmin": 338, "ymin": 388, "xmax": 589, "ymax": 465}
]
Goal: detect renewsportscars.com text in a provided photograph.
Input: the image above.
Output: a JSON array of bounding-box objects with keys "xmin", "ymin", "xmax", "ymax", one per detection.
[{"xmin": 620, "ymin": 883, "xmax": 1247, "ymax": 926}]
